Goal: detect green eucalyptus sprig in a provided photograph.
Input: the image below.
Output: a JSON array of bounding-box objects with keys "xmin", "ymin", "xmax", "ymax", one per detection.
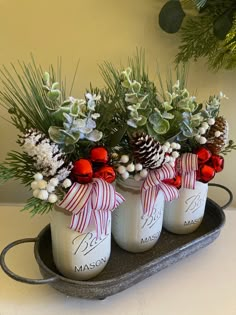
[{"xmin": 41, "ymin": 72, "xmax": 103, "ymax": 153}]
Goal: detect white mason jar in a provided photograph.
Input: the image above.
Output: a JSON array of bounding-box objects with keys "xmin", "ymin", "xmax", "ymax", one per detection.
[
  {"xmin": 163, "ymin": 181, "xmax": 208, "ymax": 234},
  {"xmin": 112, "ymin": 178, "xmax": 165, "ymax": 253},
  {"xmin": 50, "ymin": 205, "xmax": 111, "ymax": 280}
]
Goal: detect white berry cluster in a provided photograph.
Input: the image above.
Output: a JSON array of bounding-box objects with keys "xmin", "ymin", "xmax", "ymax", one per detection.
[
  {"xmin": 117, "ymin": 142, "xmax": 181, "ymax": 182},
  {"xmin": 195, "ymin": 118, "xmax": 215, "ymax": 145},
  {"xmin": 31, "ymin": 173, "xmax": 72, "ymax": 203},
  {"xmin": 161, "ymin": 142, "xmax": 181, "ymax": 166},
  {"xmin": 117, "ymin": 154, "xmax": 147, "ymax": 181},
  {"xmin": 22, "ymin": 130, "xmax": 72, "ymax": 181}
]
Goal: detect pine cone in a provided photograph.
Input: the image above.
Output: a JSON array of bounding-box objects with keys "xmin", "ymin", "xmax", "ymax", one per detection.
[
  {"xmin": 206, "ymin": 116, "xmax": 229, "ymax": 154},
  {"xmin": 130, "ymin": 132, "xmax": 165, "ymax": 169}
]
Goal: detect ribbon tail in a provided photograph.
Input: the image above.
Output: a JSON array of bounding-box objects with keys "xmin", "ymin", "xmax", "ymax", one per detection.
[
  {"xmin": 160, "ymin": 182, "xmax": 179, "ymax": 202},
  {"xmin": 141, "ymin": 185, "xmax": 159, "ymax": 216}
]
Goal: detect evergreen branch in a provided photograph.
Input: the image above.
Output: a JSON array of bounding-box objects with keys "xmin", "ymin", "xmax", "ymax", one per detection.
[
  {"xmin": 173, "ymin": 0, "xmax": 236, "ymax": 70},
  {"xmin": 0, "ymin": 151, "xmax": 36, "ymax": 186},
  {"xmin": 21, "ymin": 197, "xmax": 53, "ymax": 216},
  {"xmin": 0, "ymin": 56, "xmax": 66, "ymax": 134},
  {"xmin": 175, "ymin": 15, "xmax": 218, "ymax": 64},
  {"xmin": 221, "ymin": 140, "xmax": 236, "ymax": 155}
]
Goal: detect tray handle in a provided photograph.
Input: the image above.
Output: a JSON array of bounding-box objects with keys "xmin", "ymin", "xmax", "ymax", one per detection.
[
  {"xmin": 0, "ymin": 237, "xmax": 58, "ymax": 285},
  {"xmin": 208, "ymin": 183, "xmax": 233, "ymax": 209}
]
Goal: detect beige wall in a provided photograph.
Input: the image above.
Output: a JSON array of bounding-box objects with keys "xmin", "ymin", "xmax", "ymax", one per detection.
[{"xmin": 0, "ymin": 0, "xmax": 235, "ymax": 207}]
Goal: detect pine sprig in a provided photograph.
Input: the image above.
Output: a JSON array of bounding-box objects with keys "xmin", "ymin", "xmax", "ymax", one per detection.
[
  {"xmin": 0, "ymin": 151, "xmax": 36, "ymax": 186},
  {"xmin": 160, "ymin": 0, "xmax": 236, "ymax": 70},
  {"xmin": 0, "ymin": 57, "xmax": 65, "ymax": 134},
  {"xmin": 175, "ymin": 15, "xmax": 218, "ymax": 64},
  {"xmin": 221, "ymin": 140, "xmax": 236, "ymax": 155},
  {"xmin": 21, "ymin": 197, "xmax": 53, "ymax": 216}
]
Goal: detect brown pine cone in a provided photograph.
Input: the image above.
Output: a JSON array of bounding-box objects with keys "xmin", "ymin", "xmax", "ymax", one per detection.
[
  {"xmin": 130, "ymin": 132, "xmax": 165, "ymax": 169},
  {"xmin": 206, "ymin": 116, "xmax": 229, "ymax": 154}
]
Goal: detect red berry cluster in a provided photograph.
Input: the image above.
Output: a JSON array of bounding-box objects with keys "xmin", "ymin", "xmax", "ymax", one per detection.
[
  {"xmin": 70, "ymin": 147, "xmax": 116, "ymax": 184},
  {"xmin": 163, "ymin": 147, "xmax": 224, "ymax": 189},
  {"xmin": 195, "ymin": 147, "xmax": 224, "ymax": 183}
]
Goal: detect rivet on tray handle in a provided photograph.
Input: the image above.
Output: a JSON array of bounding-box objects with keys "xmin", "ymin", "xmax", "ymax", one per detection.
[
  {"xmin": 208, "ymin": 183, "xmax": 233, "ymax": 209},
  {"xmin": 0, "ymin": 237, "xmax": 58, "ymax": 285}
]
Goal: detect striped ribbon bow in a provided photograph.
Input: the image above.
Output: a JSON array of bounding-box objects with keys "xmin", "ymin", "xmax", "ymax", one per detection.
[
  {"xmin": 141, "ymin": 163, "xmax": 179, "ymax": 217},
  {"xmin": 177, "ymin": 153, "xmax": 198, "ymax": 189},
  {"xmin": 59, "ymin": 178, "xmax": 125, "ymax": 239}
]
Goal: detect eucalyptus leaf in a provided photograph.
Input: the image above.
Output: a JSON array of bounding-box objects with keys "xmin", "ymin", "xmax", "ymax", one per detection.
[
  {"xmin": 48, "ymin": 126, "xmax": 65, "ymax": 144},
  {"xmin": 131, "ymin": 80, "xmax": 141, "ymax": 93},
  {"xmin": 153, "ymin": 118, "xmax": 170, "ymax": 134},
  {"xmin": 43, "ymin": 72, "xmax": 50, "ymax": 85},
  {"xmin": 125, "ymin": 93, "xmax": 138, "ymax": 104},
  {"xmin": 214, "ymin": 13, "xmax": 233, "ymax": 40},
  {"xmin": 162, "ymin": 112, "xmax": 174, "ymax": 119},
  {"xmin": 52, "ymin": 107, "xmax": 70, "ymax": 123},
  {"xmin": 86, "ymin": 130, "xmax": 103, "ymax": 142},
  {"xmin": 136, "ymin": 115, "xmax": 147, "ymax": 126},
  {"xmin": 52, "ymin": 82, "xmax": 60, "ymax": 90},
  {"xmin": 70, "ymin": 101, "xmax": 80, "ymax": 117},
  {"xmin": 47, "ymin": 89, "xmax": 61, "ymax": 101},
  {"xmin": 159, "ymin": 1, "xmax": 186, "ymax": 34},
  {"xmin": 181, "ymin": 121, "xmax": 193, "ymax": 137}
]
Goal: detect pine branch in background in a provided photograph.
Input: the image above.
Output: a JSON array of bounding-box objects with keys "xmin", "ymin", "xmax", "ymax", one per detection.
[
  {"xmin": 159, "ymin": 0, "xmax": 236, "ymax": 71},
  {"xmin": 175, "ymin": 15, "xmax": 218, "ymax": 64}
]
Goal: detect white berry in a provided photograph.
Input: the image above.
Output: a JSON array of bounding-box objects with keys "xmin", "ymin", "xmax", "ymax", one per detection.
[
  {"xmin": 31, "ymin": 181, "xmax": 39, "ymax": 190},
  {"xmin": 164, "ymin": 142, "xmax": 170, "ymax": 148},
  {"xmin": 172, "ymin": 151, "xmax": 179, "ymax": 158},
  {"xmin": 165, "ymin": 155, "xmax": 170, "ymax": 163},
  {"xmin": 170, "ymin": 142, "xmax": 177, "ymax": 149},
  {"xmin": 215, "ymin": 131, "xmax": 222, "ymax": 138},
  {"xmin": 199, "ymin": 127, "xmax": 206, "ymax": 135},
  {"xmin": 118, "ymin": 165, "xmax": 126, "ymax": 174},
  {"xmin": 208, "ymin": 118, "xmax": 215, "ymax": 125},
  {"xmin": 120, "ymin": 155, "xmax": 129, "ymax": 163},
  {"xmin": 33, "ymin": 189, "xmax": 40, "ymax": 198},
  {"xmin": 37, "ymin": 180, "xmax": 47, "ymax": 189},
  {"xmin": 46, "ymin": 184, "xmax": 55, "ymax": 193},
  {"xmin": 38, "ymin": 190, "xmax": 49, "ymax": 201},
  {"xmin": 134, "ymin": 174, "xmax": 142, "ymax": 181},
  {"xmin": 135, "ymin": 163, "xmax": 143, "ymax": 171},
  {"xmin": 140, "ymin": 169, "xmax": 148, "ymax": 178},
  {"xmin": 126, "ymin": 163, "xmax": 135, "ymax": 172},
  {"xmin": 49, "ymin": 178, "xmax": 59, "ymax": 187},
  {"xmin": 34, "ymin": 173, "xmax": 43, "ymax": 181},
  {"xmin": 176, "ymin": 143, "xmax": 181, "ymax": 150},
  {"xmin": 195, "ymin": 135, "xmax": 201, "ymax": 142},
  {"xmin": 162, "ymin": 145, "xmax": 169, "ymax": 153},
  {"xmin": 62, "ymin": 178, "xmax": 72, "ymax": 188},
  {"xmin": 121, "ymin": 171, "xmax": 129, "ymax": 180},
  {"xmin": 201, "ymin": 122, "xmax": 209, "ymax": 129},
  {"xmin": 199, "ymin": 136, "xmax": 207, "ymax": 144},
  {"xmin": 48, "ymin": 194, "xmax": 58, "ymax": 203}
]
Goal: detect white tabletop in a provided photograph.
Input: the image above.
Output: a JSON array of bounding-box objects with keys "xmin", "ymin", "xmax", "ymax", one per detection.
[{"xmin": 0, "ymin": 205, "xmax": 236, "ymax": 315}]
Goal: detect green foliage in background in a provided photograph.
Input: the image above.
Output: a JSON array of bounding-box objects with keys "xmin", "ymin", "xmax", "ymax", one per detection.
[{"xmin": 159, "ymin": 0, "xmax": 236, "ymax": 71}]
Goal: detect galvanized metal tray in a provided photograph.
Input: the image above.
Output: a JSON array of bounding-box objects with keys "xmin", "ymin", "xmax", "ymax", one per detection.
[{"xmin": 1, "ymin": 198, "xmax": 226, "ymax": 299}]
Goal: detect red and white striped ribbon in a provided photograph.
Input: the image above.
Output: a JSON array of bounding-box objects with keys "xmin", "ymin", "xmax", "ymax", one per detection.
[
  {"xmin": 177, "ymin": 153, "xmax": 198, "ymax": 189},
  {"xmin": 141, "ymin": 163, "xmax": 179, "ymax": 217},
  {"xmin": 59, "ymin": 178, "xmax": 125, "ymax": 238}
]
